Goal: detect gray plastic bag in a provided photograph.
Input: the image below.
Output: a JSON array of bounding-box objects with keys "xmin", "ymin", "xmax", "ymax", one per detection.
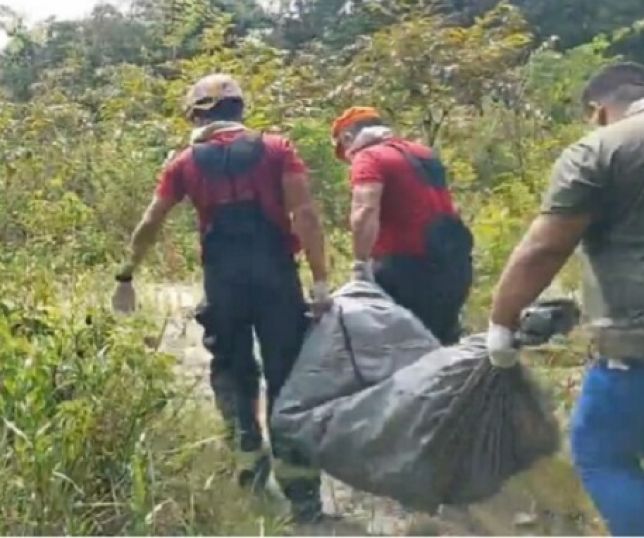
[
  {"xmin": 306, "ymin": 335, "xmax": 560, "ymax": 512},
  {"xmin": 272, "ymin": 282, "xmax": 570, "ymax": 512},
  {"xmin": 271, "ymin": 280, "xmax": 439, "ymax": 459}
]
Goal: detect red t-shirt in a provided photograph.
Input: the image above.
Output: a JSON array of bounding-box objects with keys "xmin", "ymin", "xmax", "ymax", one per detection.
[
  {"xmin": 156, "ymin": 129, "xmax": 306, "ymax": 252},
  {"xmin": 351, "ymin": 138, "xmax": 456, "ymax": 257}
]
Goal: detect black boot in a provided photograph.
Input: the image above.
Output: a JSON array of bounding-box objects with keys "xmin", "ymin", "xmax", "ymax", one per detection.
[
  {"xmin": 281, "ymin": 477, "xmax": 324, "ymax": 524},
  {"xmin": 236, "ymin": 414, "xmax": 271, "ymax": 493},
  {"xmin": 238, "ymin": 451, "xmax": 271, "ymax": 493}
]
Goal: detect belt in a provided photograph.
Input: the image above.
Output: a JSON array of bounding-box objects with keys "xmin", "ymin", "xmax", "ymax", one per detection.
[
  {"xmin": 590, "ymin": 356, "xmax": 644, "ymax": 370},
  {"xmin": 588, "ymin": 325, "xmax": 644, "ymax": 363}
]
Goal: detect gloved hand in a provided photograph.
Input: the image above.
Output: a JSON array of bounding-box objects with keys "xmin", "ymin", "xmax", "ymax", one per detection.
[
  {"xmin": 352, "ymin": 259, "xmax": 375, "ymax": 282},
  {"xmin": 310, "ymin": 281, "xmax": 332, "ymax": 319},
  {"xmin": 112, "ymin": 281, "xmax": 136, "ymax": 314},
  {"xmin": 486, "ymin": 322, "xmax": 519, "ymax": 368}
]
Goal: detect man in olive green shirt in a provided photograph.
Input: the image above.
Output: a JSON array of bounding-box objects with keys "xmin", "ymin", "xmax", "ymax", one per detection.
[{"xmin": 487, "ymin": 62, "xmax": 644, "ymax": 535}]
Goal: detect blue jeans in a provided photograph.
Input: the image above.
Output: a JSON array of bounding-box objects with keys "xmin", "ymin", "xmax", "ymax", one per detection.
[{"xmin": 570, "ymin": 361, "xmax": 644, "ymax": 536}]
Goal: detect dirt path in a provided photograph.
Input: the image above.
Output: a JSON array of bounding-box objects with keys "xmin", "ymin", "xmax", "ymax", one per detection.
[{"xmin": 144, "ymin": 282, "xmax": 603, "ymax": 537}]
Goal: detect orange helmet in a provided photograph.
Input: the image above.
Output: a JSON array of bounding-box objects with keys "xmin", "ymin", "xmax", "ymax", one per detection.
[
  {"xmin": 331, "ymin": 106, "xmax": 381, "ymax": 159},
  {"xmin": 184, "ymin": 74, "xmax": 243, "ymax": 118}
]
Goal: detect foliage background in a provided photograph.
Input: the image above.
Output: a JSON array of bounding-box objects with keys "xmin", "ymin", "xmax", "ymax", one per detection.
[{"xmin": 0, "ymin": 0, "xmax": 640, "ymax": 533}]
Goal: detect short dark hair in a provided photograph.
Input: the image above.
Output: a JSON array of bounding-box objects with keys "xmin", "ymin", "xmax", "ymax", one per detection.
[
  {"xmin": 582, "ymin": 62, "xmax": 644, "ymax": 107},
  {"xmin": 193, "ymin": 97, "xmax": 244, "ymax": 122}
]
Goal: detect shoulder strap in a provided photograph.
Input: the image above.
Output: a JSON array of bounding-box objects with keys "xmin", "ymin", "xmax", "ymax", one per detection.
[
  {"xmin": 192, "ymin": 131, "xmax": 265, "ymax": 179},
  {"xmin": 227, "ymin": 131, "xmax": 265, "ymax": 175},
  {"xmin": 385, "ymin": 139, "xmax": 447, "ymax": 189}
]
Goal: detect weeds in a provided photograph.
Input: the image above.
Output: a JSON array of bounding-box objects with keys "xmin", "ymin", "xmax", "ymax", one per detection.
[{"xmin": 0, "ymin": 276, "xmax": 287, "ymax": 535}]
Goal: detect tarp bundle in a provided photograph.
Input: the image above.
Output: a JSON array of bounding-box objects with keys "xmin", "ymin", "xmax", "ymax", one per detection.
[
  {"xmin": 271, "ymin": 281, "xmax": 564, "ymax": 512},
  {"xmin": 271, "ymin": 280, "xmax": 440, "ymax": 459},
  {"xmin": 300, "ymin": 336, "xmax": 560, "ymax": 512}
]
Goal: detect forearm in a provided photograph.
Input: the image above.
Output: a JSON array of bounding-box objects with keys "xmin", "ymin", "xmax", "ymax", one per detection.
[
  {"xmin": 293, "ymin": 208, "xmax": 327, "ymax": 282},
  {"xmin": 491, "ymin": 244, "xmax": 569, "ymax": 329},
  {"xmin": 122, "ymin": 220, "xmax": 161, "ymax": 274},
  {"xmin": 351, "ymin": 208, "xmax": 379, "ymax": 261},
  {"xmin": 119, "ymin": 197, "xmax": 173, "ymax": 276}
]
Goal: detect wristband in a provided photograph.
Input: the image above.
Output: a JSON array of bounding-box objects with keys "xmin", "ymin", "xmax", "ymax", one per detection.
[{"xmin": 115, "ymin": 272, "xmax": 133, "ymax": 283}]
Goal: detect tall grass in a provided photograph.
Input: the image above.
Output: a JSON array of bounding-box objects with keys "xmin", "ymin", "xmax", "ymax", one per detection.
[{"xmin": 0, "ymin": 272, "xmax": 287, "ymax": 535}]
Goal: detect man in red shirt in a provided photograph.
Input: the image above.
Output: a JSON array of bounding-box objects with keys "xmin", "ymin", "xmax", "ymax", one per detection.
[
  {"xmin": 332, "ymin": 107, "xmax": 473, "ymax": 344},
  {"xmin": 112, "ymin": 74, "xmax": 329, "ymax": 522}
]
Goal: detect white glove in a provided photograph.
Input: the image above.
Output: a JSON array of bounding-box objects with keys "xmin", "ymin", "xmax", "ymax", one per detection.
[
  {"xmin": 310, "ymin": 281, "xmax": 332, "ymax": 319},
  {"xmin": 112, "ymin": 281, "xmax": 136, "ymax": 314},
  {"xmin": 352, "ymin": 259, "xmax": 375, "ymax": 282},
  {"xmin": 486, "ymin": 323, "xmax": 519, "ymax": 368}
]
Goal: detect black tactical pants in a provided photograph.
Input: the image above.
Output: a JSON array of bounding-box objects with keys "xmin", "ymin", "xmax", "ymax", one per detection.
[
  {"xmin": 374, "ymin": 254, "xmax": 472, "ymax": 345},
  {"xmin": 195, "ymin": 243, "xmax": 321, "ymax": 518}
]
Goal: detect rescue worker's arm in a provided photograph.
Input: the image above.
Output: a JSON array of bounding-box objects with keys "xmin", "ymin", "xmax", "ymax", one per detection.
[
  {"xmin": 119, "ymin": 195, "xmax": 177, "ymax": 278},
  {"xmin": 112, "ymin": 194, "xmax": 176, "ymax": 313},
  {"xmin": 492, "ymin": 138, "xmax": 605, "ymax": 328},
  {"xmin": 283, "ymin": 171, "xmax": 328, "ymax": 283},
  {"xmin": 118, "ymin": 153, "xmax": 184, "ymax": 279},
  {"xmin": 350, "ymin": 183, "xmax": 383, "ymax": 261},
  {"xmin": 490, "ymin": 214, "xmax": 590, "ymax": 329},
  {"xmin": 488, "ymin": 137, "xmax": 605, "ymax": 367}
]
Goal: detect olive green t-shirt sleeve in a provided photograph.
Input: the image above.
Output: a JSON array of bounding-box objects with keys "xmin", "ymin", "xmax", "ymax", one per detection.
[{"xmin": 541, "ymin": 135, "xmax": 607, "ymax": 216}]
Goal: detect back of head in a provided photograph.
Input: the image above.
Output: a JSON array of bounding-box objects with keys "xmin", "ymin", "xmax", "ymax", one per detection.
[
  {"xmin": 185, "ymin": 73, "xmax": 244, "ymax": 123},
  {"xmin": 582, "ymin": 62, "xmax": 644, "ymax": 113},
  {"xmin": 331, "ymin": 106, "xmax": 385, "ymax": 160},
  {"xmin": 332, "ymin": 107, "xmax": 383, "ymax": 139}
]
